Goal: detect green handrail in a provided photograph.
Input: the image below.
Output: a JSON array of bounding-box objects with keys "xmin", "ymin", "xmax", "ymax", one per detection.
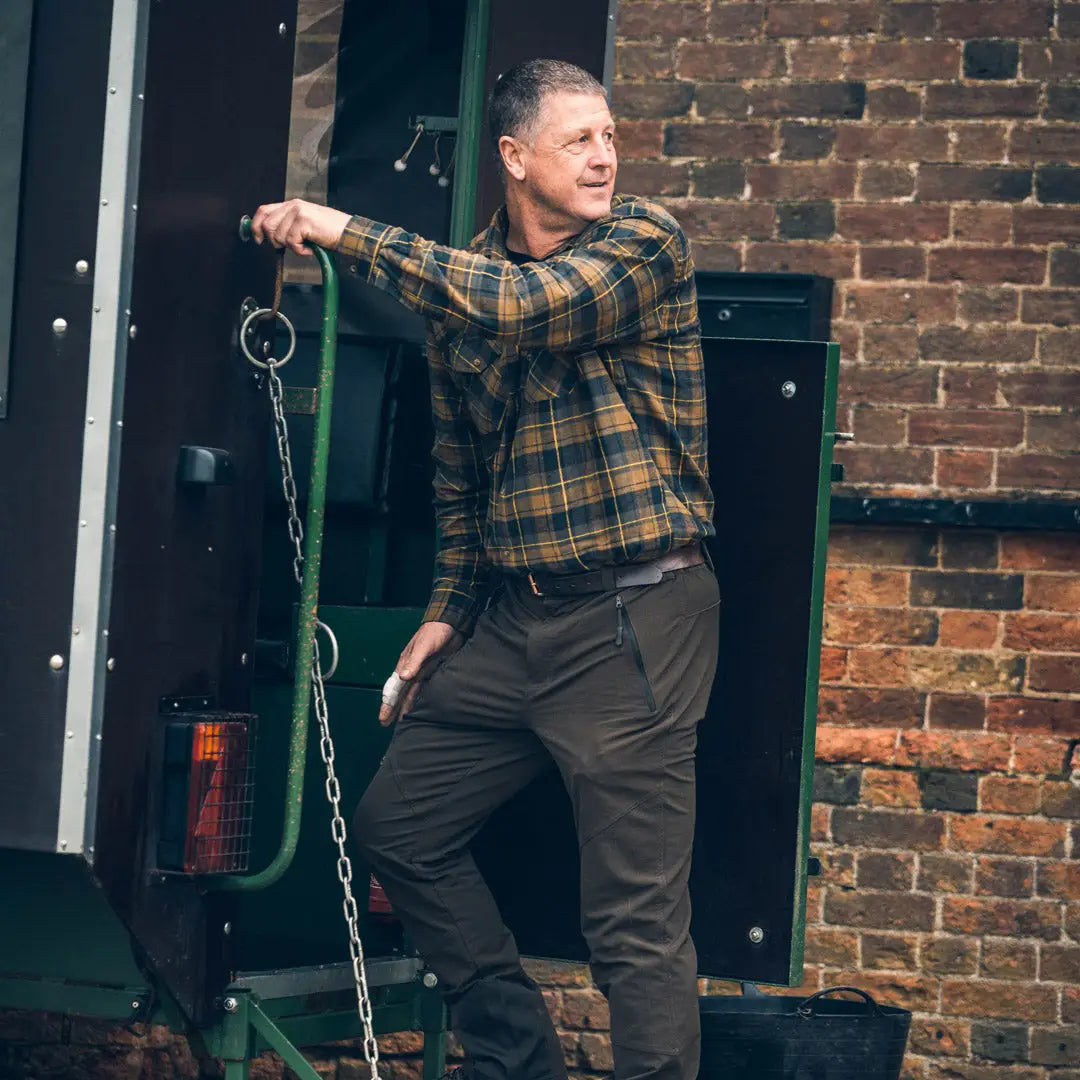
[{"xmin": 215, "ymin": 217, "xmax": 338, "ymax": 892}]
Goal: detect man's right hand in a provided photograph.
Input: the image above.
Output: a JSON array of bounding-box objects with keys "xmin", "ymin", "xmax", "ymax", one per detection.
[{"xmin": 379, "ymin": 620, "xmax": 464, "ymax": 726}]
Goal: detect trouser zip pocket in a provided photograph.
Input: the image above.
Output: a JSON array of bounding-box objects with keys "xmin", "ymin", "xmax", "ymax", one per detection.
[{"xmin": 615, "ymin": 593, "xmax": 657, "ymax": 713}]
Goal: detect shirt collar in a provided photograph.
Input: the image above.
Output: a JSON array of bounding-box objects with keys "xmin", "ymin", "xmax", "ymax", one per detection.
[{"xmin": 475, "ymin": 195, "xmax": 630, "ymax": 260}]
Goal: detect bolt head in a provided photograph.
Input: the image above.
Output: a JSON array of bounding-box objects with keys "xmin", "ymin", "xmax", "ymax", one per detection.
[
  {"xmin": 781, "ymin": 381, "xmax": 796, "ymax": 399},
  {"xmin": 748, "ymin": 926, "xmax": 765, "ymax": 944},
  {"xmin": 52, "ymin": 317, "xmax": 68, "ymax": 336},
  {"xmin": 75, "ymin": 260, "xmax": 89, "ymax": 276},
  {"xmin": 278, "ymin": 22, "xmax": 287, "ymax": 35},
  {"xmin": 49, "ymin": 654, "xmax": 65, "ymax": 671},
  {"xmin": 422, "ymin": 972, "xmax": 438, "ymax": 988},
  {"xmin": 223, "ymin": 996, "xmax": 238, "ymax": 1013}
]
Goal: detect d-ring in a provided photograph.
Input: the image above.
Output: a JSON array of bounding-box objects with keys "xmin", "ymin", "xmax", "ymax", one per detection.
[
  {"xmin": 240, "ymin": 307, "xmax": 296, "ymax": 369},
  {"xmin": 315, "ymin": 620, "xmax": 339, "ymax": 682}
]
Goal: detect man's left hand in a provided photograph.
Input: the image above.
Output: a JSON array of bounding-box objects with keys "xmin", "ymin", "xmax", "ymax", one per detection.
[{"xmin": 250, "ymin": 199, "xmax": 351, "ymax": 256}]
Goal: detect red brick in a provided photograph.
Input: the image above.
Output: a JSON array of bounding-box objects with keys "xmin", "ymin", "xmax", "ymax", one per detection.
[
  {"xmin": 857, "ymin": 851, "xmax": 916, "ymax": 890},
  {"xmin": 788, "ymin": 42, "xmax": 845, "ymax": 80},
  {"xmin": 833, "ymin": 445, "xmax": 935, "ymax": 486},
  {"xmin": 940, "ymin": 368, "xmax": 999, "ymax": 408},
  {"xmin": 615, "ymin": 162, "xmax": 689, "ymax": 197},
  {"xmin": 908, "ymin": 1018, "xmax": 972, "ymax": 1059},
  {"xmin": 803, "ymin": 927, "xmax": 859, "ymax": 968},
  {"xmin": 923, "ymin": 327, "xmax": 1036, "ymax": 365},
  {"xmin": 928, "ymin": 694, "xmax": 986, "ymax": 731},
  {"xmin": 943, "ymin": 895, "xmax": 1060, "ymax": 943},
  {"xmin": 979, "ymin": 777, "xmax": 1042, "ymax": 815},
  {"xmin": 1043, "ymin": 779, "xmax": 1080, "ymax": 819},
  {"xmin": 811, "ymin": 803, "xmax": 831, "ymax": 842},
  {"xmin": 1039, "ymin": 328, "xmax": 1080, "ymax": 365},
  {"xmin": 862, "ymin": 766, "xmax": 921, "ymax": 806},
  {"xmin": 561, "ymin": 989, "xmax": 610, "ymax": 1031},
  {"xmin": 766, "ymin": 2, "xmax": 882, "ymax": 37},
  {"xmin": 998, "ymin": 454, "xmax": 1080, "ymax": 493},
  {"xmin": 980, "ymin": 939, "xmax": 1038, "ymax": 981},
  {"xmin": 747, "ymin": 164, "xmax": 856, "ymax": 201},
  {"xmin": 836, "ymin": 812, "xmax": 943, "ymax": 859},
  {"xmin": 920, "ymin": 855, "xmax": 974, "ymax": 895},
  {"xmin": 838, "ymin": 204, "xmax": 951, "ymax": 242},
  {"xmin": 1002, "ymin": 535, "xmax": 1080, "ymax": 572},
  {"xmin": 844, "ymin": 284, "xmax": 957, "ymax": 324},
  {"xmin": 690, "ymin": 242, "xmax": 742, "ymax": 271},
  {"xmin": 706, "ymin": 3, "xmax": 764, "ymax": 39},
  {"xmin": 819, "ymin": 685, "xmax": 926, "ymax": 726},
  {"xmin": 999, "ymin": 370, "xmax": 1080, "ymax": 408},
  {"xmin": 849, "ymin": 972, "xmax": 940, "ymax": 1012},
  {"xmin": 612, "ymin": 82, "xmax": 693, "ymax": 119},
  {"xmin": 613, "ymin": 120, "xmax": 663, "ymax": 159},
  {"xmin": 1025, "ymin": 575, "xmax": 1080, "ymax": 612},
  {"xmin": 1022, "ymin": 289, "xmax": 1080, "ymax": 327},
  {"xmin": 1027, "ymin": 655, "xmax": 1080, "ymax": 694},
  {"xmin": 677, "ymin": 42, "xmax": 785, "ymax": 80},
  {"xmin": 1021, "ymin": 42, "xmax": 1080, "ymax": 79},
  {"xmin": 989, "ymin": 691, "xmax": 1080, "ymax": 734},
  {"xmin": 951, "ymin": 124, "xmax": 1009, "ymax": 164},
  {"xmin": 825, "ymin": 568, "xmax": 909, "ymax": 606},
  {"xmin": 923, "ymin": 936, "xmax": 979, "ymax": 977},
  {"xmin": 1028, "ymin": 413, "xmax": 1080, "ymax": 454},
  {"xmin": 919, "ymin": 165, "xmax": 1033, "ymax": 203},
  {"xmin": 948, "ymin": 815, "xmax": 1067, "ymax": 857},
  {"xmin": 747, "ymin": 83, "xmax": 867, "ymax": 121},
  {"xmin": 618, "ymin": 1, "xmax": 708, "ymax": 39},
  {"xmin": 975, "ymin": 855, "xmax": 1037, "ymax": 899},
  {"xmin": 744, "ymin": 243, "xmax": 857, "ymax": 279},
  {"xmin": 660, "ymin": 198, "xmax": 775, "ymax": 241},
  {"xmin": 851, "ymin": 405, "xmax": 907, "ymax": 444},
  {"xmin": 824, "ymin": 888, "xmax": 936, "ymax": 930},
  {"xmin": 839, "ymin": 119, "xmax": 951, "ymax": 160},
  {"xmin": 908, "ymin": 409, "xmax": 1024, "ymax": 449},
  {"xmin": 1012, "ymin": 734, "xmax": 1073, "ymax": 775},
  {"xmin": 952, "ymin": 207, "xmax": 1014, "ymax": 245},
  {"xmin": 929, "ymin": 248, "xmax": 1046, "ymax": 285},
  {"xmin": 692, "ymin": 83, "xmax": 750, "ymax": 119},
  {"xmin": 662, "ymin": 122, "xmax": 773, "ymax": 159},
  {"xmin": 958, "ymin": 285, "xmax": 1019, "ymax": 322},
  {"xmin": 867, "ymin": 85, "xmax": 921, "ymax": 121},
  {"xmin": 858, "ymin": 167, "xmax": 916, "ymax": 208},
  {"xmin": 906, "ymin": 650, "xmax": 1023, "ymax": 696},
  {"xmin": 937, "ymin": 451, "xmax": 994, "ymax": 491},
  {"xmin": 926, "ymin": 85, "xmax": 1041, "ymax": 121},
  {"xmin": 814, "ymin": 726, "xmax": 898, "ymax": 765},
  {"xmin": 1037, "ymin": 861, "xmax": 1080, "ymax": 902},
  {"xmin": 862, "ymin": 325, "xmax": 919, "ymax": 364},
  {"xmin": 937, "ymin": 611, "xmax": 999, "ymax": 649},
  {"xmin": 1040, "ymin": 945, "xmax": 1080, "ymax": 983},
  {"xmin": 1004, "ymin": 614, "xmax": 1080, "ymax": 651},
  {"xmin": 860, "ymin": 245, "xmax": 926, "ymax": 280},
  {"xmin": 819, "ymin": 645, "xmax": 848, "ymax": 683},
  {"xmin": 937, "ymin": 0, "xmax": 1054, "ymax": 36},
  {"xmin": 1015, "ymin": 207, "xmax": 1080, "ymax": 245},
  {"xmin": 846, "ymin": 42, "xmax": 961, "ymax": 81},
  {"xmin": 1012, "ymin": 125, "xmax": 1080, "ymax": 164},
  {"xmin": 896, "ymin": 731, "xmax": 1012, "ymax": 772},
  {"xmin": 840, "ymin": 363, "xmax": 936, "ymax": 404},
  {"xmin": 825, "ymin": 607, "xmax": 938, "ymax": 647},
  {"xmin": 615, "ymin": 44, "xmax": 675, "ymax": 80},
  {"xmin": 941, "ymin": 979, "xmax": 1058, "ymax": 1021}
]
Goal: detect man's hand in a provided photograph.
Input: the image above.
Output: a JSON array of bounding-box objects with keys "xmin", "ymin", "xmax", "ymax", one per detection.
[
  {"xmin": 250, "ymin": 199, "xmax": 351, "ymax": 257},
  {"xmin": 379, "ymin": 621, "xmax": 464, "ymax": 726}
]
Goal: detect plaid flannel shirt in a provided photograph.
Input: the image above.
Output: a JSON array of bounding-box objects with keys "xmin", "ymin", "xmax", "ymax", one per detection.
[{"xmin": 336, "ymin": 193, "xmax": 715, "ymax": 632}]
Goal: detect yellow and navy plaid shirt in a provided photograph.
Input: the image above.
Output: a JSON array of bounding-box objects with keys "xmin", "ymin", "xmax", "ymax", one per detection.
[{"xmin": 336, "ymin": 193, "xmax": 715, "ymax": 631}]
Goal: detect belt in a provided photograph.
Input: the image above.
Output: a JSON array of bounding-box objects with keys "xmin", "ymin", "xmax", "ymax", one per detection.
[{"xmin": 524, "ymin": 545, "xmax": 705, "ymax": 598}]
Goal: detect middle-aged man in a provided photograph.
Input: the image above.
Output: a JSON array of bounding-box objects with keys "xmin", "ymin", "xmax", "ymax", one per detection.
[{"xmin": 252, "ymin": 58, "xmax": 719, "ymax": 1080}]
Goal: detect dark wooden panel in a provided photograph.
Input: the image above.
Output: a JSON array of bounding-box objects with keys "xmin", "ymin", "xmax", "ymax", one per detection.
[
  {"xmin": 0, "ymin": 0, "xmax": 111, "ymax": 852},
  {"xmin": 91, "ymin": 0, "xmax": 296, "ymax": 1022}
]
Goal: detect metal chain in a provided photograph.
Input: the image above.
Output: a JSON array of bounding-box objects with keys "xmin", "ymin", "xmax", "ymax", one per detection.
[{"xmin": 266, "ymin": 358, "xmax": 381, "ymax": 1080}]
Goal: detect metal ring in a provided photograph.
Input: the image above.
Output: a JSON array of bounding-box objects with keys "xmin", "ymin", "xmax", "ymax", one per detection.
[
  {"xmin": 240, "ymin": 307, "xmax": 296, "ymax": 369},
  {"xmin": 316, "ymin": 620, "xmax": 339, "ymax": 682}
]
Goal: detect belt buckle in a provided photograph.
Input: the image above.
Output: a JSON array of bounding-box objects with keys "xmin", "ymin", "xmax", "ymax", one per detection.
[{"xmin": 527, "ymin": 572, "xmax": 542, "ymax": 597}]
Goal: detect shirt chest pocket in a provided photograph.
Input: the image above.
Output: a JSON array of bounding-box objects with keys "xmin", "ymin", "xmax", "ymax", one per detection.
[{"xmin": 446, "ymin": 333, "xmax": 519, "ymax": 436}]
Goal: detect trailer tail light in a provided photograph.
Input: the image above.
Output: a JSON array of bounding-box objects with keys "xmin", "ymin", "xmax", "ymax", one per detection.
[
  {"xmin": 158, "ymin": 714, "xmax": 256, "ymax": 874},
  {"xmin": 368, "ymin": 874, "xmax": 396, "ymax": 921}
]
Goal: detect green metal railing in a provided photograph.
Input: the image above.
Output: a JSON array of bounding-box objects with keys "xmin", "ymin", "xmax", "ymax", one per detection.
[
  {"xmin": 449, "ymin": 0, "xmax": 489, "ymax": 248},
  {"xmin": 217, "ymin": 218, "xmax": 338, "ymax": 892}
]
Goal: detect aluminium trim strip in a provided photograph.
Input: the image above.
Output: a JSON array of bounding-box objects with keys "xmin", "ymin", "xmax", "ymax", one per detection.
[{"xmin": 57, "ymin": 0, "xmax": 150, "ymax": 857}]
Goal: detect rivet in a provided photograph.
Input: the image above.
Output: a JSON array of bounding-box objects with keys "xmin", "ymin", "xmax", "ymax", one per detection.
[
  {"xmin": 94, "ymin": 305, "xmax": 101, "ymax": 313},
  {"xmin": 59, "ymin": 841, "xmax": 67, "ymax": 850},
  {"xmin": 137, "ymin": 93, "xmax": 144, "ymax": 101},
  {"xmin": 88, "ymin": 417, "xmax": 95, "ymax": 424},
  {"xmin": 109, "ymin": 86, "xmax": 116, "ymax": 94},
  {"xmin": 241, "ymin": 653, "xmax": 249, "ymax": 666},
  {"xmin": 80, "ymin": 520, "xmax": 87, "ymax": 528},
  {"xmin": 66, "ymin": 731, "xmax": 74, "ymax": 739},
  {"xmin": 781, "ymin": 381, "xmax": 796, "ymax": 399},
  {"xmin": 278, "ymin": 22, "xmax": 287, "ymax": 35},
  {"xmin": 49, "ymin": 655, "xmax": 65, "ymax": 671},
  {"xmin": 223, "ymin": 922, "xmax": 232, "ymax": 935},
  {"xmin": 223, "ymin": 997, "xmax": 239, "ymax": 1013},
  {"xmin": 129, "ymin": 324, "xmax": 138, "ymax": 339},
  {"xmin": 52, "ymin": 317, "xmax": 68, "ymax": 335},
  {"xmin": 107, "ymin": 658, "xmax": 115, "ymax": 671},
  {"xmin": 422, "ymin": 972, "xmax": 438, "ymax": 988},
  {"xmin": 748, "ymin": 926, "xmax": 765, "ymax": 944},
  {"xmin": 72, "ymin": 627, "xmax": 80, "ymax": 635},
  {"xmin": 131, "ymin": 1000, "xmax": 140, "ymax": 1010},
  {"xmin": 101, "ymin": 199, "xmax": 109, "ymax": 206},
  {"xmin": 75, "ymin": 259, "xmax": 89, "ymax": 275}
]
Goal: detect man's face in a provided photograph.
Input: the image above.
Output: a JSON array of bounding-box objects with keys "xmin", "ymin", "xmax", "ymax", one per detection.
[{"xmin": 506, "ymin": 90, "xmax": 617, "ymax": 230}]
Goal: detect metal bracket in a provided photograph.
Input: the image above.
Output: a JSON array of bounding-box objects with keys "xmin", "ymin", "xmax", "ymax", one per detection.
[
  {"xmin": 159, "ymin": 694, "xmax": 215, "ymax": 714},
  {"xmin": 409, "ymin": 115, "xmax": 459, "ymax": 134}
]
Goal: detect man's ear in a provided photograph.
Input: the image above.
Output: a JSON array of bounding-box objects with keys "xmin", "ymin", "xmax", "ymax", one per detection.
[{"xmin": 498, "ymin": 135, "xmax": 527, "ymax": 182}]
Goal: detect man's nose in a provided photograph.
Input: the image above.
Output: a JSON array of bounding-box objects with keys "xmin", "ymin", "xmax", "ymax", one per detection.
[{"xmin": 588, "ymin": 139, "xmax": 616, "ymax": 170}]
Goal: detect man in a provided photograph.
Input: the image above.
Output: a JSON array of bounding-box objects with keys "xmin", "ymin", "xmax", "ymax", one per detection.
[{"xmin": 252, "ymin": 59, "xmax": 719, "ymax": 1080}]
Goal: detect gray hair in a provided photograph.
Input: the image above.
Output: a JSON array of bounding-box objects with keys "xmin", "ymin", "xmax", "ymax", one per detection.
[{"xmin": 487, "ymin": 58, "xmax": 607, "ymax": 155}]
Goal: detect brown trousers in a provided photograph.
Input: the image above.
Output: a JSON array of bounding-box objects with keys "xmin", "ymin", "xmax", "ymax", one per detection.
[{"xmin": 353, "ymin": 563, "xmax": 721, "ymax": 1080}]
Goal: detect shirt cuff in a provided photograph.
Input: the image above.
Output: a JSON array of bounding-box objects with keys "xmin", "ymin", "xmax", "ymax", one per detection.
[
  {"xmin": 334, "ymin": 214, "xmax": 394, "ymax": 281},
  {"xmin": 423, "ymin": 585, "xmax": 483, "ymax": 636}
]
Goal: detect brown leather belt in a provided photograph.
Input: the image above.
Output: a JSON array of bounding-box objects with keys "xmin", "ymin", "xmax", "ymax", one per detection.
[{"xmin": 525, "ymin": 544, "xmax": 705, "ymax": 598}]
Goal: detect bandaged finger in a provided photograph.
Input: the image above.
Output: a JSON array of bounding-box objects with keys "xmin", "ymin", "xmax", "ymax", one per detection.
[{"xmin": 381, "ymin": 670, "xmax": 407, "ymax": 708}]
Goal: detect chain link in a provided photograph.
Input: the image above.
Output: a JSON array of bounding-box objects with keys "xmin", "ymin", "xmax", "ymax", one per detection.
[{"xmin": 266, "ymin": 358, "xmax": 381, "ymax": 1079}]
